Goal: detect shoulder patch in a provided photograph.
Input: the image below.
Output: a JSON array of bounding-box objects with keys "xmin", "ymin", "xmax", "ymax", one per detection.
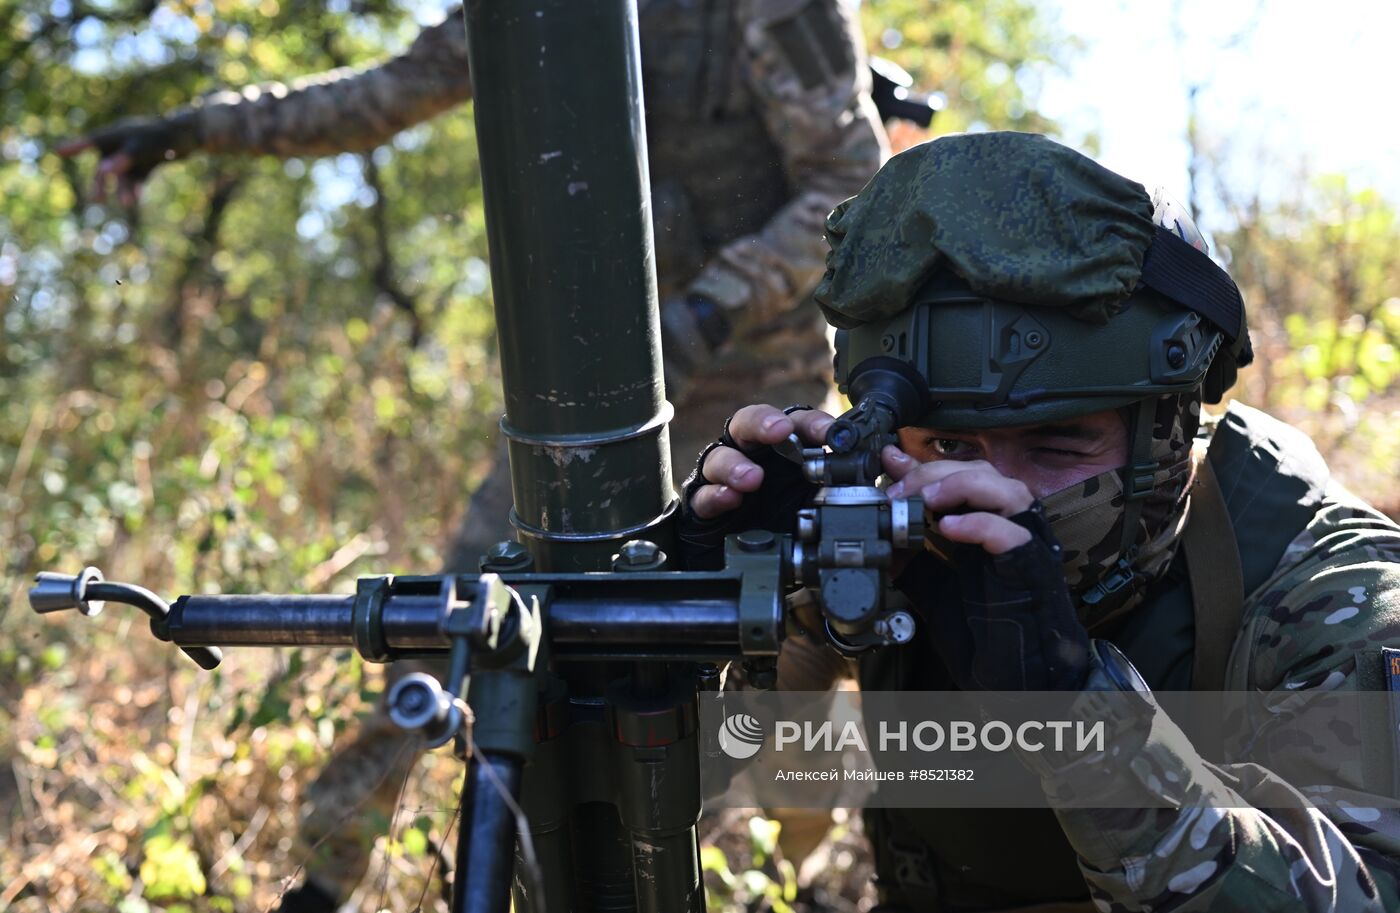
[
  {"xmin": 1384, "ymin": 647, "xmax": 1400, "ymax": 794},
  {"xmin": 1385, "ymin": 647, "xmax": 1400, "ymax": 692}
]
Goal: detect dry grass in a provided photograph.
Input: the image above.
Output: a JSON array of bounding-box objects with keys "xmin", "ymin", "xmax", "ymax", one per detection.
[{"xmin": 1, "ymin": 632, "xmax": 878, "ymax": 912}]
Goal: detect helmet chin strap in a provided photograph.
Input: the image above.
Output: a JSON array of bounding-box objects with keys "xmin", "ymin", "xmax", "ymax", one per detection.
[{"xmin": 1079, "ymin": 397, "xmax": 1159, "ymax": 616}]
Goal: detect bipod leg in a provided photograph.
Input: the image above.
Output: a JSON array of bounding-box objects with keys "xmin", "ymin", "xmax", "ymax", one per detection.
[{"xmin": 455, "ymin": 751, "xmax": 525, "ymax": 913}]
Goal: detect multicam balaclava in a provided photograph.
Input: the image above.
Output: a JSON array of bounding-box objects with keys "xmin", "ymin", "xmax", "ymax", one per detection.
[{"xmin": 1039, "ymin": 391, "xmax": 1203, "ymax": 631}]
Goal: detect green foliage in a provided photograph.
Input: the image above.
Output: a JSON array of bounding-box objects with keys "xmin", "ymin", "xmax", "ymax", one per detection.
[
  {"xmin": 141, "ymin": 826, "xmax": 208, "ymax": 902},
  {"xmin": 1, "ymin": 4, "xmax": 490, "ymax": 909},
  {"xmin": 1218, "ymin": 174, "xmax": 1400, "ymax": 508},
  {"xmin": 702, "ymin": 815, "xmax": 799, "ymax": 913},
  {"xmin": 1, "ymin": 1, "xmax": 501, "ymax": 623},
  {"xmin": 401, "ymin": 817, "xmax": 432, "ymax": 858},
  {"xmin": 863, "ymin": 0, "xmax": 1071, "ymax": 134}
]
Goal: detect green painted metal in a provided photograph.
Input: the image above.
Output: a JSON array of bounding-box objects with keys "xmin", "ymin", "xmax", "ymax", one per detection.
[{"xmin": 464, "ymin": 0, "xmax": 675, "ymax": 573}]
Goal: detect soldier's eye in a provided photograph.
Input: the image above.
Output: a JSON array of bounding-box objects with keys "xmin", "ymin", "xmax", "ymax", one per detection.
[{"xmin": 929, "ymin": 438, "xmax": 971, "ymax": 457}]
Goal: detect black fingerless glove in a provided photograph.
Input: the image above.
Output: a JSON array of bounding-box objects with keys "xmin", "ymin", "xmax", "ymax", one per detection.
[
  {"xmin": 893, "ymin": 504, "xmax": 1091, "ymax": 691},
  {"xmin": 677, "ymin": 416, "xmax": 818, "ymax": 571}
]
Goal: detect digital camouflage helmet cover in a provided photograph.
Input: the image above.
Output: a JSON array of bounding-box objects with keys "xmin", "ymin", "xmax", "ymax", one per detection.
[
  {"xmin": 818, "ymin": 131, "xmax": 1252, "ymax": 429},
  {"xmin": 816, "ymin": 132, "xmax": 1255, "ymax": 620}
]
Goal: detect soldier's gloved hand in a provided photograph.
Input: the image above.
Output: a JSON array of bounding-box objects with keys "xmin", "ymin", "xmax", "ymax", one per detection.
[
  {"xmin": 678, "ymin": 404, "xmax": 831, "ymax": 570},
  {"xmin": 659, "ymin": 292, "xmax": 732, "ymax": 404},
  {"xmin": 883, "ymin": 450, "xmax": 1091, "ymax": 691},
  {"xmin": 55, "ymin": 114, "xmax": 194, "ymax": 206}
]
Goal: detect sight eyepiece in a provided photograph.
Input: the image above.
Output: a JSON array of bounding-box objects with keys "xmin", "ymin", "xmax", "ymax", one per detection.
[{"xmin": 825, "ymin": 356, "xmax": 932, "ymax": 454}]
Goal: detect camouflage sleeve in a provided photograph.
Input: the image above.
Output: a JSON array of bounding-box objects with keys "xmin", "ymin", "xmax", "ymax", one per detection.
[
  {"xmin": 1025, "ymin": 496, "xmax": 1400, "ymax": 912},
  {"xmin": 181, "ymin": 8, "xmax": 470, "ymax": 158},
  {"xmin": 686, "ymin": 0, "xmax": 888, "ymax": 322}
]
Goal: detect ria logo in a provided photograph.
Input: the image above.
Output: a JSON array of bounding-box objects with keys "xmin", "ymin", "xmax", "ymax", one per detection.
[{"xmin": 718, "ymin": 713, "xmax": 764, "ymax": 760}]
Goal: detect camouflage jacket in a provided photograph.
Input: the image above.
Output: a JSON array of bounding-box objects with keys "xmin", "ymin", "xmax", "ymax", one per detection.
[
  {"xmin": 178, "ymin": 1, "xmax": 887, "ymax": 413},
  {"xmin": 857, "ymin": 402, "xmax": 1400, "ymax": 912},
  {"xmin": 1029, "ymin": 402, "xmax": 1400, "ymax": 912}
]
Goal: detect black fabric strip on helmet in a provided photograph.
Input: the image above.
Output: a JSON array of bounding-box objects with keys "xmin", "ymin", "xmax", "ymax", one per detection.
[{"xmin": 1139, "ymin": 224, "xmax": 1245, "ymax": 343}]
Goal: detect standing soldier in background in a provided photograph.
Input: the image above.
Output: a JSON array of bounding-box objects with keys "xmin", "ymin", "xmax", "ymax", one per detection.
[{"xmin": 60, "ymin": 2, "xmax": 889, "ymax": 908}]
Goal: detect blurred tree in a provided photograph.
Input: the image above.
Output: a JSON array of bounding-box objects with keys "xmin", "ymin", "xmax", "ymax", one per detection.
[
  {"xmin": 2, "ymin": 9, "xmax": 502, "ymax": 904},
  {"xmin": 1216, "ymin": 171, "xmax": 1400, "ymax": 512},
  {"xmin": 1, "ymin": 0, "xmax": 501, "ymax": 607},
  {"xmin": 862, "ymin": 0, "xmax": 1068, "ymax": 137}
]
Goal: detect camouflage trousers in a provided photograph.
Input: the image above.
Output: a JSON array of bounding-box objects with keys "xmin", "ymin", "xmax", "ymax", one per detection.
[{"xmin": 297, "ymin": 365, "xmax": 837, "ymax": 902}]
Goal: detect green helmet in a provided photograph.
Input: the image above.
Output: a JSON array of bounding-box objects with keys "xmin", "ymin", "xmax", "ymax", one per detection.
[
  {"xmin": 818, "ymin": 133, "xmax": 1255, "ymax": 620},
  {"xmin": 820, "ymin": 133, "xmax": 1252, "ymax": 430}
]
